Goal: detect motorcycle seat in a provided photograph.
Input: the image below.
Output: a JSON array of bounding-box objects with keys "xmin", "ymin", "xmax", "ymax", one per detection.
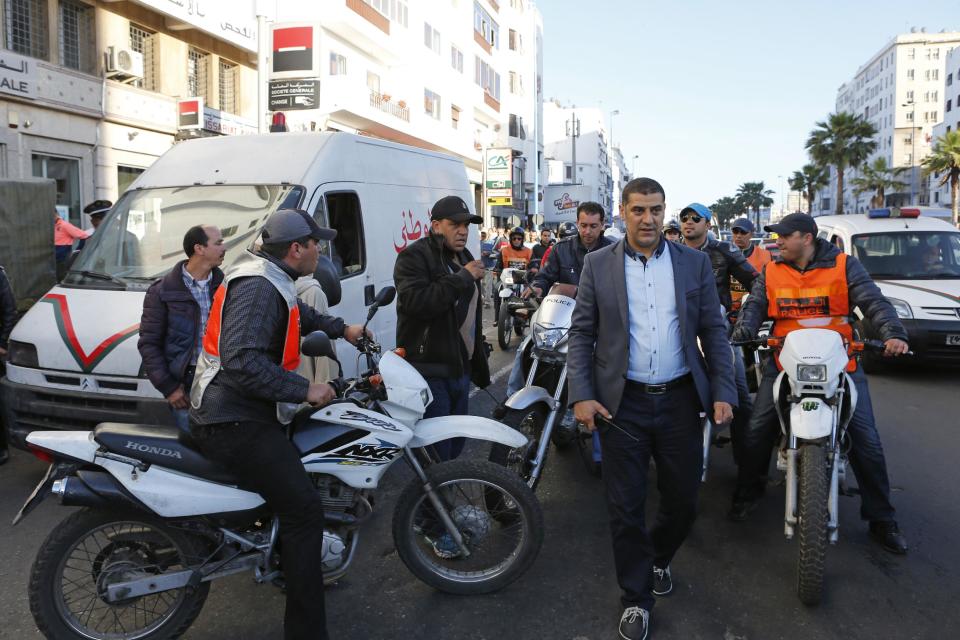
[{"xmin": 93, "ymin": 423, "xmax": 240, "ymax": 486}]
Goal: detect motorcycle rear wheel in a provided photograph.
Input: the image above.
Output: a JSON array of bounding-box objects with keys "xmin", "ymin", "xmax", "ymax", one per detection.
[
  {"xmin": 29, "ymin": 508, "xmax": 210, "ymax": 640},
  {"xmin": 497, "ymin": 302, "xmax": 513, "ymax": 349},
  {"xmin": 796, "ymin": 444, "xmax": 829, "ymax": 606},
  {"xmin": 393, "ymin": 460, "xmax": 544, "ymax": 595}
]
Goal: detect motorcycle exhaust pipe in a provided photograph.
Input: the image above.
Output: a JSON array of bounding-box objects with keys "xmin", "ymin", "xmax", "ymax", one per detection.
[
  {"xmin": 784, "ymin": 449, "xmax": 798, "ymax": 539},
  {"xmin": 57, "ymin": 471, "xmax": 147, "ymax": 511}
]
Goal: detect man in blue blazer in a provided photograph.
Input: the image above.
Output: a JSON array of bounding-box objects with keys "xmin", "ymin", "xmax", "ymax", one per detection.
[{"xmin": 568, "ymin": 177, "xmax": 736, "ymax": 640}]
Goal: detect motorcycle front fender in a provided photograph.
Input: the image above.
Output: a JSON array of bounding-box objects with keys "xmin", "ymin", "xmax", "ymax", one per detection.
[
  {"xmin": 408, "ymin": 415, "xmax": 527, "ymax": 449},
  {"xmin": 499, "ymin": 288, "xmax": 514, "ymax": 298},
  {"xmin": 789, "ymin": 398, "xmax": 834, "ymax": 440},
  {"xmin": 505, "ymin": 385, "xmax": 558, "ymax": 412}
]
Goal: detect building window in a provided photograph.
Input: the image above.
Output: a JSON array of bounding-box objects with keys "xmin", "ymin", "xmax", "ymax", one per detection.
[
  {"xmin": 219, "ymin": 60, "xmax": 238, "ymax": 113},
  {"xmin": 475, "ymin": 57, "xmax": 500, "ymax": 100},
  {"xmin": 473, "ymin": 2, "xmax": 498, "ymax": 49},
  {"xmin": 906, "ymin": 111, "xmax": 914, "ymax": 122},
  {"xmin": 329, "ymin": 51, "xmax": 347, "ymax": 75},
  {"xmin": 907, "ymin": 69, "xmax": 914, "ymax": 81},
  {"xmin": 3, "ymin": 0, "xmax": 48, "ymax": 60},
  {"xmin": 508, "ymin": 70, "xmax": 523, "ymax": 95},
  {"xmin": 59, "ymin": 0, "xmax": 96, "ymax": 74},
  {"xmin": 129, "ymin": 23, "xmax": 156, "ymax": 90},
  {"xmin": 508, "ymin": 113, "xmax": 525, "ymax": 139},
  {"xmin": 187, "ymin": 48, "xmax": 210, "ymax": 100},
  {"xmin": 32, "ymin": 154, "xmax": 82, "ymax": 226},
  {"xmin": 366, "ymin": 70, "xmax": 380, "ymax": 93},
  {"xmin": 933, "ymin": 49, "xmax": 940, "ymax": 60},
  {"xmin": 508, "ymin": 28, "xmax": 522, "ymax": 52},
  {"xmin": 907, "ymin": 47, "xmax": 915, "ymax": 59},
  {"xmin": 450, "ymin": 45, "xmax": 463, "ymax": 72},
  {"xmin": 949, "ymin": 99, "xmax": 953, "ymax": 113},
  {"xmin": 949, "ymin": 73, "xmax": 954, "ymax": 86},
  {"xmin": 905, "ymin": 135, "xmax": 913, "ymax": 145},
  {"xmin": 363, "ymin": 0, "xmax": 408, "ymax": 27},
  {"xmin": 424, "ymin": 88, "xmax": 441, "ymax": 120},
  {"xmin": 117, "ymin": 165, "xmax": 144, "ymax": 195},
  {"xmin": 564, "ymin": 165, "xmax": 572, "ymax": 180},
  {"xmin": 451, "ymin": 104, "xmax": 460, "ymax": 129},
  {"xmin": 906, "ymin": 90, "xmax": 914, "ymax": 102},
  {"xmin": 423, "ymin": 22, "xmax": 440, "ymax": 54}
]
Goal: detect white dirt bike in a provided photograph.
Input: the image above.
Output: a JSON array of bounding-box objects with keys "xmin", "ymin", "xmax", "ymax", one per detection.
[
  {"xmin": 13, "ymin": 286, "xmax": 544, "ymax": 640},
  {"xmin": 733, "ymin": 328, "xmax": 897, "ymax": 605}
]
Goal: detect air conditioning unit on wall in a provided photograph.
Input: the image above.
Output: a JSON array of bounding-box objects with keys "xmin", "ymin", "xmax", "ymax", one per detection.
[{"xmin": 105, "ymin": 45, "xmax": 145, "ymax": 82}]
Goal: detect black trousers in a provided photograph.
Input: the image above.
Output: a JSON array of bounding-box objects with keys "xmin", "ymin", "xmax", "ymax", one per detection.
[
  {"xmin": 191, "ymin": 420, "xmax": 329, "ymax": 640},
  {"xmin": 600, "ymin": 378, "xmax": 703, "ymax": 610}
]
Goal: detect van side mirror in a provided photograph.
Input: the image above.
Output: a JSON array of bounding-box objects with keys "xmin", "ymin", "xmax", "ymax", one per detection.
[
  {"xmin": 313, "ymin": 256, "xmax": 341, "ymax": 307},
  {"xmin": 301, "ymin": 331, "xmax": 335, "ymax": 358}
]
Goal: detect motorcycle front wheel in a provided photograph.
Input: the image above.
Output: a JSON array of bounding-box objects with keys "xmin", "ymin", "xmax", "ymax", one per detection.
[
  {"xmin": 497, "ymin": 302, "xmax": 513, "ymax": 349},
  {"xmin": 488, "ymin": 405, "xmax": 548, "ymax": 490},
  {"xmin": 392, "ymin": 460, "xmax": 544, "ymax": 595},
  {"xmin": 796, "ymin": 444, "xmax": 829, "ymax": 606},
  {"xmin": 29, "ymin": 508, "xmax": 210, "ymax": 640}
]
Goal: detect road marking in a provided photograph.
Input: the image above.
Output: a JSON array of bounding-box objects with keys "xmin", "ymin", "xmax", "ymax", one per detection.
[{"xmin": 470, "ymin": 362, "xmax": 512, "ymax": 398}]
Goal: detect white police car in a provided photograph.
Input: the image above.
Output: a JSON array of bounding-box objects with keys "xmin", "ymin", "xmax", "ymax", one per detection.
[{"xmin": 815, "ymin": 208, "xmax": 960, "ymax": 369}]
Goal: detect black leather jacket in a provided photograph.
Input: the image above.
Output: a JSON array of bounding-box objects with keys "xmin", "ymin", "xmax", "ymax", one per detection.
[
  {"xmin": 694, "ymin": 238, "xmax": 758, "ymax": 312},
  {"xmin": 734, "ymin": 238, "xmax": 908, "ymax": 342},
  {"xmin": 531, "ymin": 234, "xmax": 614, "ymax": 293}
]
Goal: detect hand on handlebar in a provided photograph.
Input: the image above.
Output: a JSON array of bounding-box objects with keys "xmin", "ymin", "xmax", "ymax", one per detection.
[
  {"xmin": 521, "ymin": 286, "xmax": 542, "ymax": 300},
  {"xmin": 306, "ymin": 382, "xmax": 336, "ymax": 405},
  {"xmin": 344, "ymin": 324, "xmax": 372, "ymax": 346},
  {"xmin": 883, "ymin": 338, "xmax": 910, "ymax": 357}
]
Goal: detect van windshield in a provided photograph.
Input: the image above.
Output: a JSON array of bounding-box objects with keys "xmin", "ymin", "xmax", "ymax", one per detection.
[
  {"xmin": 64, "ymin": 185, "xmax": 303, "ymax": 288},
  {"xmin": 851, "ymin": 231, "xmax": 960, "ymax": 280}
]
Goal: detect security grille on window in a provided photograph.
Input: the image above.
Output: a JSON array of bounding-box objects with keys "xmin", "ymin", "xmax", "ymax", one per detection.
[
  {"xmin": 3, "ymin": 0, "xmax": 48, "ymax": 59},
  {"xmin": 424, "ymin": 88, "xmax": 441, "ymax": 120},
  {"xmin": 59, "ymin": 0, "xmax": 96, "ymax": 74},
  {"xmin": 219, "ymin": 60, "xmax": 238, "ymax": 114},
  {"xmin": 187, "ymin": 48, "xmax": 209, "ymax": 100},
  {"xmin": 129, "ymin": 23, "xmax": 156, "ymax": 90},
  {"xmin": 329, "ymin": 52, "xmax": 346, "ymax": 75}
]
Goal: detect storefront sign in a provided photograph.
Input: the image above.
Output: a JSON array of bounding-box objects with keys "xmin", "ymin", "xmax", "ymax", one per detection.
[
  {"xmin": 0, "ymin": 51, "xmax": 36, "ymax": 100},
  {"xmin": 485, "ymin": 148, "xmax": 513, "ymax": 206},
  {"xmin": 271, "ymin": 23, "xmax": 320, "ymax": 79},
  {"xmin": 178, "ymin": 98, "xmax": 204, "ymax": 129},
  {"xmin": 268, "ymin": 79, "xmax": 320, "ymax": 110},
  {"xmin": 178, "ymin": 97, "xmax": 256, "ymax": 136},
  {"xmin": 543, "ymin": 185, "xmax": 593, "ymax": 224},
  {"xmin": 131, "ymin": 0, "xmax": 257, "ymax": 53}
]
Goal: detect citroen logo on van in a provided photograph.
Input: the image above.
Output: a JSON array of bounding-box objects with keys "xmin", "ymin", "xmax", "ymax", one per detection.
[{"xmin": 80, "ymin": 377, "xmax": 94, "ymax": 391}]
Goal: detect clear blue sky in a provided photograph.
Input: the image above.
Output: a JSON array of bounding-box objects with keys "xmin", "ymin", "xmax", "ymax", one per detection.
[{"xmin": 539, "ymin": 0, "xmax": 957, "ymax": 215}]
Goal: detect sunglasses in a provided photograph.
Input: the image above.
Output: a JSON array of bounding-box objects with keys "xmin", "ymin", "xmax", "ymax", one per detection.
[
  {"xmin": 731, "ymin": 229, "xmax": 750, "ymax": 235},
  {"xmin": 680, "ymin": 214, "xmax": 703, "ymax": 223}
]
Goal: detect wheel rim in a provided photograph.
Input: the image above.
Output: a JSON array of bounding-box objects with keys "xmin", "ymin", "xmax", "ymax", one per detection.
[
  {"xmin": 409, "ymin": 478, "xmax": 528, "ymax": 583},
  {"xmin": 52, "ymin": 521, "xmax": 193, "ymax": 640}
]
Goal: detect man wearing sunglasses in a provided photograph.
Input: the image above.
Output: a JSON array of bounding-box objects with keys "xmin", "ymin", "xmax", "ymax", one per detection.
[{"xmin": 680, "ymin": 203, "xmax": 758, "ymax": 465}]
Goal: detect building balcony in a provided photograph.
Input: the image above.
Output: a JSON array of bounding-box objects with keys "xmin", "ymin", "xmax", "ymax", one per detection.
[
  {"xmin": 369, "ymin": 90, "xmax": 410, "ymax": 122},
  {"xmin": 474, "ymin": 30, "xmax": 493, "ymax": 54},
  {"xmin": 346, "ymin": 0, "xmax": 390, "ymax": 34},
  {"xmin": 484, "ymin": 92, "xmax": 501, "ymax": 112},
  {"xmin": 325, "ymin": 1, "xmax": 402, "ymax": 65}
]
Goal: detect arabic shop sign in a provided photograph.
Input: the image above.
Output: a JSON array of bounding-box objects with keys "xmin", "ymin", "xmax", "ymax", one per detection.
[
  {"xmin": 393, "ymin": 209, "xmax": 433, "ymax": 253},
  {"xmin": 269, "ymin": 79, "xmax": 320, "ymax": 110},
  {"xmin": 0, "ymin": 51, "xmax": 37, "ymax": 100},
  {"xmin": 485, "ymin": 148, "xmax": 512, "ymax": 206},
  {"xmin": 543, "ymin": 184, "xmax": 593, "ymax": 224},
  {"xmin": 131, "ymin": 0, "xmax": 257, "ymax": 53}
]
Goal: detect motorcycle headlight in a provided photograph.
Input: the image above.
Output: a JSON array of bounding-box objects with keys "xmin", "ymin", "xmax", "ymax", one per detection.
[
  {"xmin": 886, "ymin": 297, "xmax": 913, "ymax": 319},
  {"xmin": 796, "ymin": 364, "xmax": 827, "ymax": 382},
  {"xmin": 533, "ymin": 324, "xmax": 566, "ymax": 349},
  {"xmin": 7, "ymin": 340, "xmax": 39, "ymax": 368}
]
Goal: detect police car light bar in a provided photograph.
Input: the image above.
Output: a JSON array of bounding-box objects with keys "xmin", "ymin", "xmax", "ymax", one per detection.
[{"xmin": 867, "ymin": 207, "xmax": 921, "ymax": 219}]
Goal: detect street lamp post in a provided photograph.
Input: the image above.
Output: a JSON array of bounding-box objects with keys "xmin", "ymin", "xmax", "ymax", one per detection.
[{"xmin": 903, "ymin": 100, "xmax": 917, "ymax": 205}]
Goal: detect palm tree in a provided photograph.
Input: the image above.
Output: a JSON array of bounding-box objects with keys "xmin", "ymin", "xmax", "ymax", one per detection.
[
  {"xmin": 788, "ymin": 164, "xmax": 829, "ymax": 214},
  {"xmin": 922, "ymin": 129, "xmax": 960, "ymax": 228},
  {"xmin": 849, "ymin": 157, "xmax": 909, "ymax": 209},
  {"xmin": 735, "ymin": 181, "xmax": 775, "ymax": 229},
  {"xmin": 805, "ymin": 112, "xmax": 877, "ymax": 215},
  {"xmin": 710, "ymin": 196, "xmax": 745, "ymax": 229}
]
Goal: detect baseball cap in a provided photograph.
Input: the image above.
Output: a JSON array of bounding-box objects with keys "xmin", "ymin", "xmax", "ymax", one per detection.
[
  {"xmin": 764, "ymin": 212, "xmax": 818, "ymax": 236},
  {"xmin": 83, "ymin": 200, "xmax": 113, "ymax": 218},
  {"xmin": 261, "ymin": 209, "xmax": 337, "ymax": 244},
  {"xmin": 663, "ymin": 219, "xmax": 681, "ymax": 232},
  {"xmin": 680, "ymin": 202, "xmax": 712, "ymax": 221},
  {"xmin": 431, "ymin": 195, "xmax": 483, "ymax": 224},
  {"xmin": 731, "ymin": 217, "xmax": 755, "ymax": 233}
]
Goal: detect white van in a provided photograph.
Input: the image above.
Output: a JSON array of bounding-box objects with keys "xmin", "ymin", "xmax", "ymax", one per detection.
[
  {"xmin": 2, "ymin": 132, "xmax": 478, "ymax": 447},
  {"xmin": 814, "ymin": 210, "xmax": 960, "ymax": 368}
]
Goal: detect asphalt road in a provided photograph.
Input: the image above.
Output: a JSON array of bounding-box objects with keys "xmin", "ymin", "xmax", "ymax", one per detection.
[{"xmin": 1, "ymin": 307, "xmax": 958, "ymax": 640}]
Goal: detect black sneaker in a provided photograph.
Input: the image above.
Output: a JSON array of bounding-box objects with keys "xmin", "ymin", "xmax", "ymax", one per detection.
[
  {"xmin": 618, "ymin": 606, "xmax": 649, "ymax": 640},
  {"xmin": 869, "ymin": 521, "xmax": 908, "ymax": 555},
  {"xmin": 728, "ymin": 499, "xmax": 759, "ymax": 522},
  {"xmin": 652, "ymin": 564, "xmax": 672, "ymax": 596}
]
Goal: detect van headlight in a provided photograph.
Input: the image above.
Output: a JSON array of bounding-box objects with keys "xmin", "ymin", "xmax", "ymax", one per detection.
[
  {"xmin": 533, "ymin": 324, "xmax": 566, "ymax": 349},
  {"xmin": 7, "ymin": 340, "xmax": 39, "ymax": 368},
  {"xmin": 886, "ymin": 297, "xmax": 913, "ymax": 319},
  {"xmin": 796, "ymin": 364, "xmax": 827, "ymax": 382}
]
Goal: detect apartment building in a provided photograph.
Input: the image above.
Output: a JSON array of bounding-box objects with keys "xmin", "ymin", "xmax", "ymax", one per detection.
[
  {"xmin": 826, "ymin": 29, "xmax": 960, "ymax": 214},
  {"xmin": 543, "ymin": 101, "xmax": 614, "ymax": 215},
  {"xmin": 930, "ymin": 44, "xmax": 960, "ymax": 207},
  {"xmin": 0, "ymin": 0, "xmax": 259, "ymax": 227}
]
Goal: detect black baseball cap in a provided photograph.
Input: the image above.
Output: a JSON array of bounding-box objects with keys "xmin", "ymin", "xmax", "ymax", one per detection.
[
  {"xmin": 83, "ymin": 200, "xmax": 112, "ymax": 218},
  {"xmin": 431, "ymin": 195, "xmax": 482, "ymax": 224},
  {"xmin": 764, "ymin": 212, "xmax": 817, "ymax": 236},
  {"xmin": 731, "ymin": 217, "xmax": 755, "ymax": 233},
  {"xmin": 261, "ymin": 209, "xmax": 337, "ymax": 244}
]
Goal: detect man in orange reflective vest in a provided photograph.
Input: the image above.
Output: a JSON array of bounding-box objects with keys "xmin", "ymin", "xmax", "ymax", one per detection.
[
  {"xmin": 730, "ymin": 213, "xmax": 910, "ymax": 555},
  {"xmin": 189, "ymin": 209, "xmax": 367, "ymax": 639},
  {"xmin": 492, "ymin": 227, "xmax": 532, "ymax": 324},
  {"xmin": 728, "ymin": 217, "xmax": 771, "ymax": 310}
]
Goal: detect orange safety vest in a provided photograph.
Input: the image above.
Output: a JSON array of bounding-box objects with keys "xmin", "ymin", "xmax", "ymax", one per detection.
[
  {"xmin": 765, "ymin": 253, "xmax": 855, "ymax": 369},
  {"xmin": 191, "ymin": 251, "xmax": 303, "ymax": 422},
  {"xmin": 500, "ymin": 245, "xmax": 532, "ymax": 270},
  {"xmin": 730, "ymin": 245, "xmax": 773, "ymax": 306}
]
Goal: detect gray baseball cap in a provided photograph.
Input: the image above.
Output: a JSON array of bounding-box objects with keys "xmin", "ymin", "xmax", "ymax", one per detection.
[{"xmin": 261, "ymin": 209, "xmax": 336, "ymax": 244}]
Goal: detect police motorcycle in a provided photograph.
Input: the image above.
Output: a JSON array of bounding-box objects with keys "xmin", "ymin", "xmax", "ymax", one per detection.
[
  {"xmin": 496, "ymin": 266, "xmax": 536, "ymax": 350},
  {"xmin": 14, "ymin": 286, "xmax": 544, "ymax": 640},
  {"xmin": 732, "ymin": 328, "xmax": 899, "ymax": 606}
]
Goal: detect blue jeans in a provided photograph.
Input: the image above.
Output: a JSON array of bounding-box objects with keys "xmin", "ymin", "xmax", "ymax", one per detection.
[
  {"xmin": 173, "ymin": 408, "xmax": 190, "ymax": 434},
  {"xmin": 423, "ymin": 374, "xmax": 471, "ymax": 461},
  {"xmin": 729, "ymin": 346, "xmax": 753, "ymax": 462},
  {"xmin": 505, "ymin": 346, "xmax": 527, "ymax": 398}
]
